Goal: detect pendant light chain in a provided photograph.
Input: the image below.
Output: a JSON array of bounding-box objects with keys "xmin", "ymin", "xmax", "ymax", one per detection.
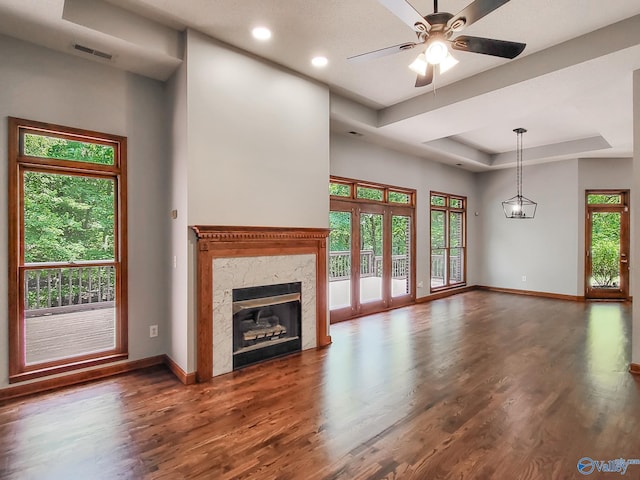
[
  {"xmin": 502, "ymin": 127, "xmax": 536, "ymax": 219},
  {"xmin": 514, "ymin": 127, "xmax": 526, "ymax": 200}
]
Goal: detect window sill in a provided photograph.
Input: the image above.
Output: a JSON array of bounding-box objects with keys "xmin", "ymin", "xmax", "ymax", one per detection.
[{"xmin": 9, "ymin": 352, "xmax": 128, "ymax": 384}]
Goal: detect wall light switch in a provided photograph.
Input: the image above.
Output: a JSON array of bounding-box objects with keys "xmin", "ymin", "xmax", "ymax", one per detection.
[
  {"xmin": 522, "ymin": 275, "xmax": 527, "ymax": 282},
  {"xmin": 150, "ymin": 325, "xmax": 158, "ymax": 338}
]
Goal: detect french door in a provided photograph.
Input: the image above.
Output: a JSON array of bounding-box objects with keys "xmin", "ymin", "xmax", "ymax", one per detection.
[
  {"xmin": 585, "ymin": 190, "xmax": 629, "ymax": 300},
  {"xmin": 329, "ymin": 197, "xmax": 415, "ymax": 323}
]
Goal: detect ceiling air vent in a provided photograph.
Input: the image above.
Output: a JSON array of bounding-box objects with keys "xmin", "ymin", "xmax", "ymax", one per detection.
[{"xmin": 73, "ymin": 43, "xmax": 113, "ymax": 61}]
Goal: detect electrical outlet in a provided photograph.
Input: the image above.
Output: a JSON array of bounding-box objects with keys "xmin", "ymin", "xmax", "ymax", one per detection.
[
  {"xmin": 149, "ymin": 325, "xmax": 158, "ymax": 338},
  {"xmin": 522, "ymin": 275, "xmax": 527, "ymax": 282},
  {"xmin": 173, "ymin": 256, "xmax": 177, "ymax": 268}
]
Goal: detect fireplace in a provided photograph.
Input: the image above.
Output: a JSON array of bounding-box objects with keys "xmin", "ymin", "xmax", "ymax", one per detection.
[
  {"xmin": 192, "ymin": 225, "xmax": 331, "ymax": 380},
  {"xmin": 232, "ymin": 282, "xmax": 302, "ymax": 369}
]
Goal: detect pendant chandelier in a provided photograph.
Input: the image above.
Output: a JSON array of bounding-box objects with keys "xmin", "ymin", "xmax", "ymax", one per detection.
[{"xmin": 502, "ymin": 128, "xmax": 537, "ymax": 219}]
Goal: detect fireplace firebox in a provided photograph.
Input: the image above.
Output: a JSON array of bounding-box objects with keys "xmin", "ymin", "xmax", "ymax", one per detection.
[{"xmin": 232, "ymin": 282, "xmax": 302, "ymax": 369}]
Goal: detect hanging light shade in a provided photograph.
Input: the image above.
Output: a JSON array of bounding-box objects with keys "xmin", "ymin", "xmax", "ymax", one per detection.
[{"xmin": 502, "ymin": 128, "xmax": 537, "ymax": 219}]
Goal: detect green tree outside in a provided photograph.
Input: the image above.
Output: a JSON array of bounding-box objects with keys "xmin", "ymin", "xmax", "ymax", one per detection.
[
  {"xmin": 23, "ymin": 134, "xmax": 117, "ymax": 308},
  {"xmin": 591, "ymin": 212, "xmax": 621, "ymax": 287},
  {"xmin": 23, "ymin": 135, "xmax": 115, "ymax": 264}
]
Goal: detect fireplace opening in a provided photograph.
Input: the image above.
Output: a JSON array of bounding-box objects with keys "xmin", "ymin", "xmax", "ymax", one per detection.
[{"xmin": 232, "ymin": 282, "xmax": 302, "ymax": 369}]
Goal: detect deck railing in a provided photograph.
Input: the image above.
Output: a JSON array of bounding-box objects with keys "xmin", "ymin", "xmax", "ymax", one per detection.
[
  {"xmin": 24, "ymin": 265, "xmax": 116, "ymax": 312},
  {"xmin": 329, "ymin": 250, "xmax": 409, "ymax": 281},
  {"xmin": 431, "ymin": 254, "xmax": 463, "ymax": 282}
]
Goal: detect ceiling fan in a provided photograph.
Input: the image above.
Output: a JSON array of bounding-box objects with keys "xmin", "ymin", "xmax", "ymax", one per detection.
[{"xmin": 348, "ymin": 0, "xmax": 526, "ymax": 87}]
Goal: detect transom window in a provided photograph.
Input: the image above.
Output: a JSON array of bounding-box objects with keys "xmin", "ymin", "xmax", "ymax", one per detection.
[
  {"xmin": 330, "ymin": 177, "xmax": 415, "ymax": 206},
  {"xmin": 8, "ymin": 118, "xmax": 128, "ymax": 382},
  {"xmin": 587, "ymin": 193, "xmax": 623, "ymax": 205}
]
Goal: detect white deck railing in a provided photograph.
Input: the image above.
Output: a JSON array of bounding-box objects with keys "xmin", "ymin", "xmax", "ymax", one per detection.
[
  {"xmin": 431, "ymin": 254, "xmax": 463, "ymax": 282},
  {"xmin": 329, "ymin": 250, "xmax": 409, "ymax": 281}
]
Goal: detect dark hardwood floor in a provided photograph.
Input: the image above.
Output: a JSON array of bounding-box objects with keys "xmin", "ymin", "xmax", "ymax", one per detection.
[{"xmin": 1, "ymin": 291, "xmax": 639, "ymax": 479}]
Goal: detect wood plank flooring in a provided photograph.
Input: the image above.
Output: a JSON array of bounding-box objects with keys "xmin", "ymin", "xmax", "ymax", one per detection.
[
  {"xmin": 25, "ymin": 307, "xmax": 115, "ymax": 364},
  {"xmin": 1, "ymin": 291, "xmax": 639, "ymax": 479}
]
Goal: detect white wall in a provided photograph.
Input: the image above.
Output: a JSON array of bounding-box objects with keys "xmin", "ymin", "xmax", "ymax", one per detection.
[
  {"xmin": 164, "ymin": 30, "xmax": 331, "ymax": 373},
  {"xmin": 166, "ymin": 50, "xmax": 191, "ymax": 371},
  {"xmin": 186, "ymin": 30, "xmax": 330, "ymax": 228},
  {"xmin": 0, "ymin": 34, "xmax": 170, "ymax": 389},
  {"xmin": 330, "ymin": 132, "xmax": 480, "ymax": 297},
  {"xmin": 478, "ymin": 159, "xmax": 580, "ymax": 295}
]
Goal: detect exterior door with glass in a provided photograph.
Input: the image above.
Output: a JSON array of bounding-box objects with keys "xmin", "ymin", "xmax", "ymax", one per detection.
[
  {"xmin": 329, "ymin": 178, "xmax": 415, "ymax": 322},
  {"xmin": 585, "ymin": 191, "xmax": 629, "ymax": 300},
  {"xmin": 329, "ymin": 204, "xmax": 355, "ymax": 321},
  {"xmin": 357, "ymin": 204, "xmax": 387, "ymax": 316}
]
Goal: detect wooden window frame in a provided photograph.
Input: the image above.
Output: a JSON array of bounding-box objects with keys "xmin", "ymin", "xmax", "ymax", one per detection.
[
  {"xmin": 330, "ymin": 176, "xmax": 416, "ymax": 207},
  {"xmin": 430, "ymin": 191, "xmax": 467, "ymax": 292},
  {"xmin": 584, "ymin": 189, "xmax": 630, "ymax": 300},
  {"xmin": 8, "ymin": 117, "xmax": 128, "ymax": 383}
]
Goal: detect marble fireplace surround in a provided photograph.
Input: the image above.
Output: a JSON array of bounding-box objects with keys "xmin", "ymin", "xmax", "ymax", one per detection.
[{"xmin": 191, "ymin": 226, "xmax": 331, "ymax": 381}]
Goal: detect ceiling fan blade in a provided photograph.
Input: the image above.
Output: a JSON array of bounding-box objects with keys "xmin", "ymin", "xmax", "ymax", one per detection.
[
  {"xmin": 378, "ymin": 0, "xmax": 429, "ymax": 33},
  {"xmin": 348, "ymin": 42, "xmax": 418, "ymax": 63},
  {"xmin": 450, "ymin": 35, "xmax": 525, "ymax": 59},
  {"xmin": 415, "ymin": 63, "xmax": 434, "ymax": 87},
  {"xmin": 448, "ymin": 0, "xmax": 510, "ymax": 30}
]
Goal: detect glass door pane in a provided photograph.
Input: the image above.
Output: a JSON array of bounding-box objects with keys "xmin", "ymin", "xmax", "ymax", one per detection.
[
  {"xmin": 589, "ymin": 212, "xmax": 621, "ymax": 290},
  {"xmin": 22, "ymin": 171, "xmax": 117, "ymax": 365},
  {"xmin": 391, "ymin": 215, "xmax": 411, "ymax": 297},
  {"xmin": 431, "ymin": 210, "xmax": 446, "ymax": 288},
  {"xmin": 329, "ymin": 211, "xmax": 352, "ymax": 310},
  {"xmin": 450, "ymin": 248, "xmax": 464, "ymax": 284},
  {"xmin": 449, "ymin": 212, "xmax": 464, "ymax": 284},
  {"xmin": 360, "ymin": 213, "xmax": 383, "ymax": 303}
]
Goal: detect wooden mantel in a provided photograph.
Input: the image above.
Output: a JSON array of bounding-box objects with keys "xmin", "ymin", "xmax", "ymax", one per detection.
[{"xmin": 191, "ymin": 225, "xmax": 331, "ymax": 382}]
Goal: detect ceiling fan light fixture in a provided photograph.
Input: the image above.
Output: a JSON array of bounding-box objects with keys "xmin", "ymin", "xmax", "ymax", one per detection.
[
  {"xmin": 408, "ymin": 53, "xmax": 428, "ymax": 76},
  {"xmin": 425, "ymin": 39, "xmax": 448, "ymax": 65},
  {"xmin": 351, "ymin": 0, "xmax": 527, "ymax": 88},
  {"xmin": 439, "ymin": 52, "xmax": 458, "ymax": 74}
]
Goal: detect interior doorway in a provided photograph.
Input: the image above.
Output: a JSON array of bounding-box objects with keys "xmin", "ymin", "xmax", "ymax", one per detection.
[{"xmin": 585, "ymin": 190, "xmax": 630, "ymax": 300}]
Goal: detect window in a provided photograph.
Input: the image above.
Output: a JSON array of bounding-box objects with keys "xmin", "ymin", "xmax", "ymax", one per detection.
[
  {"xmin": 356, "ymin": 186, "xmax": 383, "ymax": 201},
  {"xmin": 8, "ymin": 118, "xmax": 128, "ymax": 382},
  {"xmin": 430, "ymin": 192, "xmax": 466, "ymax": 291},
  {"xmin": 388, "ymin": 191, "xmax": 410, "ymax": 204},
  {"xmin": 329, "ymin": 176, "xmax": 415, "ymax": 207},
  {"xmin": 587, "ymin": 193, "xmax": 622, "ymax": 205},
  {"xmin": 329, "ymin": 181, "xmax": 351, "ymax": 197}
]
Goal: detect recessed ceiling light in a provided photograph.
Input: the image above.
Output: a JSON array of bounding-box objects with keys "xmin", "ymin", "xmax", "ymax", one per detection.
[
  {"xmin": 311, "ymin": 56, "xmax": 328, "ymax": 68},
  {"xmin": 252, "ymin": 27, "xmax": 271, "ymax": 41}
]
